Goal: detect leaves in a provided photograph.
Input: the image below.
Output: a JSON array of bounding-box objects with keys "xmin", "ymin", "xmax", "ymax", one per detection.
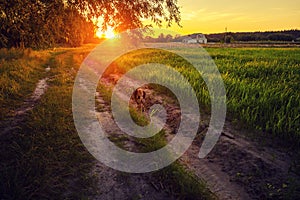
[{"xmin": 0, "ymin": 0, "xmax": 181, "ymax": 48}]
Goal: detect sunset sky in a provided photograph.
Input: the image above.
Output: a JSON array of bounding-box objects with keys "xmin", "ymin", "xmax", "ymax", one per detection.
[{"xmin": 156, "ymin": 0, "xmax": 300, "ymax": 34}]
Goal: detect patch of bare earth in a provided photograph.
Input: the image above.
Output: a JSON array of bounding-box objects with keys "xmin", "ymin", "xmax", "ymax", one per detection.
[{"xmin": 91, "ymin": 161, "xmax": 174, "ymax": 200}]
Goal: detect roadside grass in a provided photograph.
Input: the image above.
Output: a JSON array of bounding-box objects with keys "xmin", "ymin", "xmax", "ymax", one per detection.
[
  {"xmin": 133, "ymin": 113, "xmax": 214, "ymax": 199},
  {"xmin": 137, "ymin": 128, "xmax": 214, "ymax": 200},
  {"xmin": 0, "ymin": 47, "xmax": 98, "ymax": 199},
  {"xmin": 0, "ymin": 48, "xmax": 49, "ymax": 120},
  {"xmin": 152, "ymin": 162, "xmax": 214, "ymax": 200}
]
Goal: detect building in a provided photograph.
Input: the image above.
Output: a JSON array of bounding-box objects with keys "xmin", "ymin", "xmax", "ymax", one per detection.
[{"xmin": 182, "ymin": 34, "xmax": 207, "ymax": 44}]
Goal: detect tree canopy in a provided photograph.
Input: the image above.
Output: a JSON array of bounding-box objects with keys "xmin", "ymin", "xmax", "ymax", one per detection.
[{"xmin": 0, "ymin": 0, "xmax": 181, "ymax": 48}]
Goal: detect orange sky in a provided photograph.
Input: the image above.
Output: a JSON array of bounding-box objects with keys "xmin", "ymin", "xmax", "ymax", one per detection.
[{"xmin": 148, "ymin": 0, "xmax": 300, "ymax": 34}]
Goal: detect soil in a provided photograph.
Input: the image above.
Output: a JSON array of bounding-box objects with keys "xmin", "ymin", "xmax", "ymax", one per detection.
[{"xmin": 91, "ymin": 161, "xmax": 174, "ymax": 200}]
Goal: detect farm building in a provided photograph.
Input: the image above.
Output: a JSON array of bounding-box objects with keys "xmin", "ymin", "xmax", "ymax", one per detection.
[{"xmin": 182, "ymin": 34, "xmax": 207, "ymax": 44}]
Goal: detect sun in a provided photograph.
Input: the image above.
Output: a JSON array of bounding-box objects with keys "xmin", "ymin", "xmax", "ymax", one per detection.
[{"xmin": 96, "ymin": 26, "xmax": 116, "ymax": 39}]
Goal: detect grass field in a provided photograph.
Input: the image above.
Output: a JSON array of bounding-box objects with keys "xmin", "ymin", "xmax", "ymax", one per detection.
[
  {"xmin": 207, "ymin": 48, "xmax": 300, "ymax": 137},
  {"xmin": 107, "ymin": 47, "xmax": 300, "ymax": 143},
  {"xmin": 1, "ymin": 45, "xmax": 299, "ymax": 199}
]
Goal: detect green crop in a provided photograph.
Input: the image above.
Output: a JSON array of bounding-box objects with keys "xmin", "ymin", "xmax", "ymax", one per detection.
[{"xmin": 109, "ymin": 47, "xmax": 300, "ymax": 142}]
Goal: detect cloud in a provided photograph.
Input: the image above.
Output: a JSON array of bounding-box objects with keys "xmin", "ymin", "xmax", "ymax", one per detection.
[
  {"xmin": 186, "ymin": 11, "xmax": 243, "ymax": 22},
  {"xmin": 181, "ymin": 9, "xmax": 206, "ymax": 20}
]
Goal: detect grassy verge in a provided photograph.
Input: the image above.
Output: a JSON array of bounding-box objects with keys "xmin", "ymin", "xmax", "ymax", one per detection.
[
  {"xmin": 139, "ymin": 130, "xmax": 214, "ymax": 200},
  {"xmin": 0, "ymin": 47, "xmax": 98, "ymax": 199},
  {"xmin": 0, "ymin": 48, "xmax": 49, "ymax": 120}
]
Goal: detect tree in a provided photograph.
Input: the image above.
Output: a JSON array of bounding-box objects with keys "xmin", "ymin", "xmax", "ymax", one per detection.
[
  {"xmin": 165, "ymin": 34, "xmax": 173, "ymax": 42},
  {"xmin": 267, "ymin": 33, "xmax": 294, "ymax": 41},
  {"xmin": 66, "ymin": 0, "xmax": 181, "ymax": 32},
  {"xmin": 157, "ymin": 33, "xmax": 165, "ymax": 42},
  {"xmin": 0, "ymin": 0, "xmax": 181, "ymax": 48},
  {"xmin": 0, "ymin": 0, "xmax": 67, "ymax": 48}
]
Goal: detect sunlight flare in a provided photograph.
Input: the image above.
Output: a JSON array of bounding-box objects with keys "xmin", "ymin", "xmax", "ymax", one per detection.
[{"xmin": 96, "ymin": 26, "xmax": 116, "ymax": 39}]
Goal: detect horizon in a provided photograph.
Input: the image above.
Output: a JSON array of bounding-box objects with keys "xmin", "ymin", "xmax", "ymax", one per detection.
[
  {"xmin": 145, "ymin": 0, "xmax": 300, "ymax": 35},
  {"xmin": 146, "ymin": 29, "xmax": 300, "ymax": 38}
]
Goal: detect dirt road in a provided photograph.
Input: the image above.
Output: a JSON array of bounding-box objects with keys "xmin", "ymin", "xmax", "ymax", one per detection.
[{"xmin": 95, "ymin": 74, "xmax": 300, "ymax": 199}]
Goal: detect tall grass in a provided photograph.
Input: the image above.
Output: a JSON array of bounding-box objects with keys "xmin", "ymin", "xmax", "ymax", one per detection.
[
  {"xmin": 206, "ymin": 48, "xmax": 300, "ymax": 140},
  {"xmin": 106, "ymin": 47, "xmax": 300, "ymax": 143}
]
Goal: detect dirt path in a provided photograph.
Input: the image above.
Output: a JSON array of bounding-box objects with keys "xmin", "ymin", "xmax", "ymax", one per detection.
[
  {"xmin": 95, "ymin": 74, "xmax": 299, "ymax": 200},
  {"xmin": 91, "ymin": 99, "xmax": 175, "ymax": 200},
  {"xmin": 77, "ymin": 76, "xmax": 177, "ymax": 200},
  {"xmin": 92, "ymin": 160, "xmax": 174, "ymax": 200},
  {"xmin": 0, "ymin": 67, "xmax": 50, "ymax": 136}
]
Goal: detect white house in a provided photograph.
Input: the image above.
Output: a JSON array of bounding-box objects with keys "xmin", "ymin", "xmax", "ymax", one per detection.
[{"xmin": 182, "ymin": 34, "xmax": 207, "ymax": 44}]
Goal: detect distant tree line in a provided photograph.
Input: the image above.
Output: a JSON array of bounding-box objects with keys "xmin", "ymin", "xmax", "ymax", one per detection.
[
  {"xmin": 206, "ymin": 30, "xmax": 300, "ymax": 43},
  {"xmin": 143, "ymin": 33, "xmax": 183, "ymax": 43},
  {"xmin": 142, "ymin": 30, "xmax": 300, "ymax": 43},
  {"xmin": 0, "ymin": 0, "xmax": 181, "ymax": 49}
]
